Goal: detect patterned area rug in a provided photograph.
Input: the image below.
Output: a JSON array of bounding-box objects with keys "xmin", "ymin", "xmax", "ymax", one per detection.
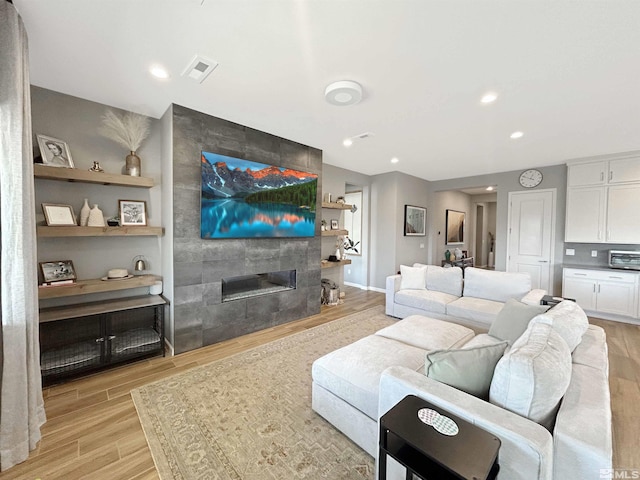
[{"xmin": 132, "ymin": 305, "xmax": 394, "ymax": 480}]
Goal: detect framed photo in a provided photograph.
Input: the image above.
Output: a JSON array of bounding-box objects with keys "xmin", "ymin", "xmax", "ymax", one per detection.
[
  {"xmin": 42, "ymin": 203, "xmax": 77, "ymax": 226},
  {"xmin": 330, "ymin": 219, "xmax": 339, "ymax": 230},
  {"xmin": 119, "ymin": 200, "xmax": 147, "ymax": 226},
  {"xmin": 39, "ymin": 260, "xmax": 77, "ymax": 283},
  {"xmin": 404, "ymin": 205, "xmax": 426, "ymax": 236},
  {"xmin": 446, "ymin": 209, "xmax": 465, "ymax": 245},
  {"xmin": 36, "ymin": 134, "xmax": 75, "ymax": 168}
]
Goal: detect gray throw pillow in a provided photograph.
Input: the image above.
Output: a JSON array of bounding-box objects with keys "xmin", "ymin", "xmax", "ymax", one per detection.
[
  {"xmin": 425, "ymin": 341, "xmax": 508, "ymax": 399},
  {"xmin": 488, "ymin": 298, "xmax": 548, "ymax": 345}
]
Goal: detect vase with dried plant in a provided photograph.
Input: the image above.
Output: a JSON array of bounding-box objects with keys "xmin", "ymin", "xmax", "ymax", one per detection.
[{"xmin": 99, "ymin": 109, "xmax": 150, "ymax": 176}]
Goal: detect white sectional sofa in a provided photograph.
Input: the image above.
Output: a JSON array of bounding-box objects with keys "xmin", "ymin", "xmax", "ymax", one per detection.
[
  {"xmin": 386, "ymin": 264, "xmax": 546, "ymax": 327},
  {"xmin": 312, "ymin": 298, "xmax": 612, "ymax": 480}
]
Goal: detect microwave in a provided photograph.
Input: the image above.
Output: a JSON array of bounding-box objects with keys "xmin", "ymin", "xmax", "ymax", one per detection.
[{"xmin": 608, "ymin": 250, "xmax": 640, "ymax": 270}]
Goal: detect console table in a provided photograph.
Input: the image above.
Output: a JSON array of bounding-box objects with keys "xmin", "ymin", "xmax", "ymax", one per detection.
[
  {"xmin": 379, "ymin": 395, "xmax": 500, "ymax": 480},
  {"xmin": 441, "ymin": 257, "xmax": 474, "ymax": 270}
]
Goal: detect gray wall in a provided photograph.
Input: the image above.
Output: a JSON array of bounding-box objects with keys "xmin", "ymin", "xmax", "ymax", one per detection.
[
  {"xmin": 170, "ymin": 105, "xmax": 322, "ymax": 354},
  {"xmin": 31, "ymin": 86, "xmax": 163, "ymax": 308},
  {"xmin": 431, "ymin": 190, "xmax": 473, "ymax": 264}
]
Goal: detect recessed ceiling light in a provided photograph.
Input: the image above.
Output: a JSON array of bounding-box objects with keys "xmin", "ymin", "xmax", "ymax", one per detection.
[
  {"xmin": 391, "ymin": 157, "xmax": 399, "ymax": 164},
  {"xmin": 510, "ymin": 131, "xmax": 524, "ymax": 139},
  {"xmin": 480, "ymin": 92, "xmax": 498, "ymax": 104},
  {"xmin": 325, "ymin": 80, "xmax": 363, "ymax": 106},
  {"xmin": 150, "ymin": 65, "xmax": 169, "ymax": 79},
  {"xmin": 343, "ymin": 138, "xmax": 353, "ymax": 147},
  {"xmin": 486, "ymin": 186, "xmax": 494, "ymax": 191}
]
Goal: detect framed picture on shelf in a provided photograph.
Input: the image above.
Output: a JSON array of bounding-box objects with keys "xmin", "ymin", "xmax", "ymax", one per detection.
[
  {"xmin": 119, "ymin": 199, "xmax": 147, "ymax": 226},
  {"xmin": 404, "ymin": 205, "xmax": 426, "ymax": 236},
  {"xmin": 330, "ymin": 219, "xmax": 339, "ymax": 230},
  {"xmin": 39, "ymin": 260, "xmax": 77, "ymax": 283},
  {"xmin": 36, "ymin": 134, "xmax": 75, "ymax": 168},
  {"xmin": 446, "ymin": 209, "xmax": 465, "ymax": 245},
  {"xmin": 42, "ymin": 203, "xmax": 77, "ymax": 226}
]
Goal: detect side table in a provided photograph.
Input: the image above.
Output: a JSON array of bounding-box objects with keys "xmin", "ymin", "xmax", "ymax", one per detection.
[
  {"xmin": 540, "ymin": 294, "xmax": 575, "ymax": 307},
  {"xmin": 379, "ymin": 395, "xmax": 500, "ymax": 480}
]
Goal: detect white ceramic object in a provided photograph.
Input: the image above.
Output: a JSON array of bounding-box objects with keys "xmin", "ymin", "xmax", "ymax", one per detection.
[
  {"xmin": 79, "ymin": 198, "xmax": 90, "ymax": 226},
  {"xmin": 87, "ymin": 204, "xmax": 105, "ymax": 227}
]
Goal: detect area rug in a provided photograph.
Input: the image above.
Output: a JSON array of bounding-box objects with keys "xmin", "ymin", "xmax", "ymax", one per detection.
[{"xmin": 131, "ymin": 305, "xmax": 394, "ymax": 480}]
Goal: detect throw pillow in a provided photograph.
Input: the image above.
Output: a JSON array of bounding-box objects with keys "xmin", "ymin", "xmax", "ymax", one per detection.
[
  {"xmin": 489, "ymin": 321, "xmax": 572, "ymax": 430},
  {"xmin": 530, "ymin": 300, "xmax": 589, "ymax": 352},
  {"xmin": 488, "ymin": 298, "xmax": 548, "ymax": 345},
  {"xmin": 424, "ymin": 341, "xmax": 508, "ymax": 399},
  {"xmin": 400, "ymin": 264, "xmax": 427, "ymax": 290}
]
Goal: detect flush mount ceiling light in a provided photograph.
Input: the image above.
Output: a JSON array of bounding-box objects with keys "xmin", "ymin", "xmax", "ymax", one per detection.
[
  {"xmin": 182, "ymin": 55, "xmax": 218, "ymax": 84},
  {"xmin": 486, "ymin": 186, "xmax": 494, "ymax": 191},
  {"xmin": 391, "ymin": 157, "xmax": 399, "ymax": 164},
  {"xmin": 480, "ymin": 92, "xmax": 498, "ymax": 104},
  {"xmin": 325, "ymin": 80, "xmax": 363, "ymax": 106},
  {"xmin": 343, "ymin": 138, "xmax": 353, "ymax": 147},
  {"xmin": 510, "ymin": 131, "xmax": 524, "ymax": 139}
]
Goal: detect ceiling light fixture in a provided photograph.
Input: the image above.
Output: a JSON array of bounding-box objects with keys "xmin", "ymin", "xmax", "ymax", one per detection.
[
  {"xmin": 510, "ymin": 131, "xmax": 524, "ymax": 139},
  {"xmin": 486, "ymin": 186, "xmax": 494, "ymax": 191},
  {"xmin": 391, "ymin": 157, "xmax": 399, "ymax": 164},
  {"xmin": 325, "ymin": 80, "xmax": 363, "ymax": 106},
  {"xmin": 480, "ymin": 92, "xmax": 498, "ymax": 104},
  {"xmin": 150, "ymin": 65, "xmax": 169, "ymax": 79},
  {"xmin": 343, "ymin": 138, "xmax": 353, "ymax": 147},
  {"xmin": 182, "ymin": 55, "xmax": 218, "ymax": 83}
]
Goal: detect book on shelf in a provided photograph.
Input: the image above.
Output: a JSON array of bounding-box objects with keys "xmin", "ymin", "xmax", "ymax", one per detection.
[{"xmin": 39, "ymin": 279, "xmax": 76, "ymax": 287}]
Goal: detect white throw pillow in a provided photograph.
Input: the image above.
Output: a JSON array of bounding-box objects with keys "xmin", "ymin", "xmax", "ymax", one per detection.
[
  {"xmin": 400, "ymin": 264, "xmax": 427, "ymax": 290},
  {"xmin": 489, "ymin": 321, "xmax": 572, "ymax": 430},
  {"xmin": 425, "ymin": 341, "xmax": 508, "ymax": 399},
  {"xmin": 529, "ymin": 300, "xmax": 589, "ymax": 352}
]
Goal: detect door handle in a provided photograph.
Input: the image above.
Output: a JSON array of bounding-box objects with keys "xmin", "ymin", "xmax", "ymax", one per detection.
[
  {"xmin": 538, "ymin": 260, "xmax": 548, "ymax": 263},
  {"xmin": 574, "ymin": 273, "xmax": 587, "ymax": 276},
  {"xmin": 600, "ymin": 172, "xmax": 604, "ymax": 181},
  {"xmin": 609, "ymin": 171, "xmax": 613, "ymax": 181}
]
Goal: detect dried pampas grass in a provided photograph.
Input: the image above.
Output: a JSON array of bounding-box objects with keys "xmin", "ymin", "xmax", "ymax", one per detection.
[{"xmin": 99, "ymin": 109, "xmax": 150, "ymax": 152}]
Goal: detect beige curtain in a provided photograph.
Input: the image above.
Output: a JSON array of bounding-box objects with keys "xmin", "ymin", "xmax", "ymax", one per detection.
[{"xmin": 0, "ymin": 1, "xmax": 46, "ymax": 471}]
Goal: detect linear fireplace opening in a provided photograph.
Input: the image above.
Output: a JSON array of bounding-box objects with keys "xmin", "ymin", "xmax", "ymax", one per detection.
[{"xmin": 222, "ymin": 270, "xmax": 296, "ymax": 302}]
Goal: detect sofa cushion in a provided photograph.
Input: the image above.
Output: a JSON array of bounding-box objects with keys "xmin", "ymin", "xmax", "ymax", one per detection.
[
  {"xmin": 312, "ymin": 335, "xmax": 426, "ymax": 419},
  {"xmin": 400, "ymin": 264, "xmax": 427, "ymax": 290},
  {"xmin": 490, "ymin": 322, "xmax": 572, "ymax": 430},
  {"xmin": 530, "ymin": 300, "xmax": 589, "ymax": 352},
  {"xmin": 571, "ymin": 325, "xmax": 608, "ymax": 373},
  {"xmin": 462, "ymin": 333, "xmax": 507, "ymax": 349},
  {"xmin": 425, "ymin": 341, "xmax": 508, "ymax": 398},
  {"xmin": 375, "ymin": 315, "xmax": 474, "ymax": 351},
  {"xmin": 445, "ymin": 296, "xmax": 505, "ymax": 326},
  {"xmin": 463, "ymin": 267, "xmax": 532, "ymax": 303},
  {"xmin": 488, "ymin": 298, "xmax": 549, "ymax": 345},
  {"xmin": 395, "ymin": 289, "xmax": 459, "ymax": 315},
  {"xmin": 426, "ymin": 265, "xmax": 463, "ymax": 296}
]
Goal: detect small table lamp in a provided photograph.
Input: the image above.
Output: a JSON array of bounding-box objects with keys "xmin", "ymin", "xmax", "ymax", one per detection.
[{"xmin": 132, "ymin": 255, "xmax": 149, "ymax": 275}]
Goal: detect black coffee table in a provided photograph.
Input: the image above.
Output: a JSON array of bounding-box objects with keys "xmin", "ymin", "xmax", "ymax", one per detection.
[{"xmin": 379, "ymin": 395, "xmax": 500, "ymax": 480}]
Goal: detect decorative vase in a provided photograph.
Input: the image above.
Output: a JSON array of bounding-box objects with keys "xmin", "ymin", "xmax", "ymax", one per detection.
[
  {"xmin": 445, "ymin": 250, "xmax": 451, "ymax": 261},
  {"xmin": 125, "ymin": 151, "xmax": 141, "ymax": 177},
  {"xmin": 79, "ymin": 198, "xmax": 90, "ymax": 226},
  {"xmin": 88, "ymin": 204, "xmax": 105, "ymax": 227},
  {"xmin": 335, "ymin": 248, "xmax": 341, "ymax": 261}
]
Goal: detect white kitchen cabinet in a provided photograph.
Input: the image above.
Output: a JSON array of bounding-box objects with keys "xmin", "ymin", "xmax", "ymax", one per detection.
[
  {"xmin": 563, "ymin": 268, "xmax": 638, "ymax": 318},
  {"xmin": 565, "ymin": 155, "xmax": 640, "ymax": 243}
]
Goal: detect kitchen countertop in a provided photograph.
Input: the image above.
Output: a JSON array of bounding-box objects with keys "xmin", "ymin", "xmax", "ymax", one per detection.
[{"xmin": 563, "ymin": 264, "xmax": 640, "ymax": 273}]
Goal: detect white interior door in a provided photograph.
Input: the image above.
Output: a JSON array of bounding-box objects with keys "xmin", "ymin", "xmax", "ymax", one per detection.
[{"xmin": 507, "ymin": 189, "xmax": 556, "ymax": 292}]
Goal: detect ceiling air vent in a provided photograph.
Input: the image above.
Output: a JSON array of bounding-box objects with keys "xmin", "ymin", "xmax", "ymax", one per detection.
[
  {"xmin": 182, "ymin": 55, "xmax": 218, "ymax": 83},
  {"xmin": 354, "ymin": 132, "xmax": 374, "ymax": 140}
]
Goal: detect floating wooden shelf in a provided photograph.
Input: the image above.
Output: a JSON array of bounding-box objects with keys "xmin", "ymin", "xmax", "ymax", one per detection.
[
  {"xmin": 38, "ymin": 275, "xmax": 159, "ymax": 300},
  {"xmin": 39, "ymin": 295, "xmax": 166, "ymax": 323},
  {"xmin": 322, "ymin": 229, "xmax": 349, "ymax": 236},
  {"xmin": 34, "ymin": 164, "xmax": 154, "ymax": 188},
  {"xmin": 322, "ymin": 201, "xmax": 353, "ymax": 210},
  {"xmin": 37, "ymin": 225, "xmax": 164, "ymax": 237},
  {"xmin": 321, "ymin": 259, "xmax": 352, "ymax": 269}
]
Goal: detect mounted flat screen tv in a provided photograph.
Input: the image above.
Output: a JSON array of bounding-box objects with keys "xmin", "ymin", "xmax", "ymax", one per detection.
[{"xmin": 201, "ymin": 151, "xmax": 318, "ymax": 239}]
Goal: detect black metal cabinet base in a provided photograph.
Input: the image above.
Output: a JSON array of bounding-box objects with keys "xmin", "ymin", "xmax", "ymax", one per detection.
[
  {"xmin": 379, "ymin": 395, "xmax": 500, "ymax": 480},
  {"xmin": 39, "ymin": 295, "xmax": 166, "ymax": 386}
]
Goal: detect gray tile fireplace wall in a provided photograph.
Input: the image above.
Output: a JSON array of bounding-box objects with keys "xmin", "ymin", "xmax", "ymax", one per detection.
[{"xmin": 171, "ymin": 104, "xmax": 322, "ymax": 354}]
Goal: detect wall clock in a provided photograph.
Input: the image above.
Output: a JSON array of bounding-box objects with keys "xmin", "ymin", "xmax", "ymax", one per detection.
[{"xmin": 519, "ymin": 169, "xmax": 543, "ymax": 188}]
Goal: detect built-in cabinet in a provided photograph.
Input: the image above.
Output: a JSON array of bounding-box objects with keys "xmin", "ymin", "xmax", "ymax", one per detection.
[
  {"xmin": 562, "ymin": 268, "xmax": 638, "ymax": 318},
  {"xmin": 565, "ymin": 154, "xmax": 640, "ymax": 243},
  {"xmin": 34, "ymin": 165, "xmax": 167, "ymax": 383}
]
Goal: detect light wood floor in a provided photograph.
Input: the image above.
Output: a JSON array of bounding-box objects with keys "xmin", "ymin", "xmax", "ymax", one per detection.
[{"xmin": 2, "ymin": 288, "xmax": 638, "ymax": 479}]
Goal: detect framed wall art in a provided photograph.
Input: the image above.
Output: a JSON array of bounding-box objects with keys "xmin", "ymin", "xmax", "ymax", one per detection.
[
  {"xmin": 119, "ymin": 200, "xmax": 147, "ymax": 226},
  {"xmin": 404, "ymin": 205, "xmax": 426, "ymax": 236},
  {"xmin": 39, "ymin": 260, "xmax": 77, "ymax": 283},
  {"xmin": 42, "ymin": 203, "xmax": 77, "ymax": 226},
  {"xmin": 446, "ymin": 209, "xmax": 465, "ymax": 245},
  {"xmin": 36, "ymin": 134, "xmax": 75, "ymax": 168}
]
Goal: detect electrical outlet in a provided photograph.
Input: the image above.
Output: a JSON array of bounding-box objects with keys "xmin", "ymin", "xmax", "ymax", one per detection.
[
  {"xmin": 591, "ymin": 250, "xmax": 598, "ymax": 257},
  {"xmin": 420, "ymin": 243, "xmax": 425, "ymax": 249},
  {"xmin": 566, "ymin": 248, "xmax": 575, "ymax": 256}
]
